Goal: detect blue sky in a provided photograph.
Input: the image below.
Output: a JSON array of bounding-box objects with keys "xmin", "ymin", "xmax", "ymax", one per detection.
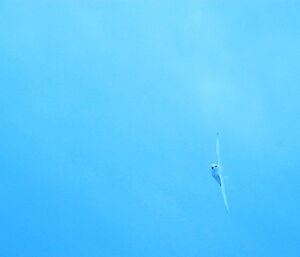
[{"xmin": 1, "ymin": 1, "xmax": 300, "ymax": 256}]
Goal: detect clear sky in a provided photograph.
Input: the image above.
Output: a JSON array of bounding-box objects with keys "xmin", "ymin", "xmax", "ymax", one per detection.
[{"xmin": 1, "ymin": 1, "xmax": 300, "ymax": 256}]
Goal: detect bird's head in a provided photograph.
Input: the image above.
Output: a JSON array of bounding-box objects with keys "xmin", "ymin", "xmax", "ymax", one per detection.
[{"xmin": 211, "ymin": 164, "xmax": 218, "ymax": 170}]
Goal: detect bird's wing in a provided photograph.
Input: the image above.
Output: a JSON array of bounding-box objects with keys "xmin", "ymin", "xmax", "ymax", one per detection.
[
  {"xmin": 219, "ymin": 170, "xmax": 229, "ymax": 212},
  {"xmin": 216, "ymin": 133, "xmax": 221, "ymax": 165}
]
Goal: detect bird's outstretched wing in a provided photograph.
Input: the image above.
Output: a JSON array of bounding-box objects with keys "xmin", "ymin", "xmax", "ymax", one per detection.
[
  {"xmin": 216, "ymin": 133, "xmax": 221, "ymax": 165},
  {"xmin": 219, "ymin": 169, "xmax": 229, "ymax": 212}
]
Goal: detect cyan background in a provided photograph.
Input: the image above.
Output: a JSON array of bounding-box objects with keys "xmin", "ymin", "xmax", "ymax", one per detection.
[{"xmin": 1, "ymin": 1, "xmax": 300, "ymax": 256}]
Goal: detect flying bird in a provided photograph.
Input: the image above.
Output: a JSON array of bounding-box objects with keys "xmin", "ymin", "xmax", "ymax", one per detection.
[{"xmin": 211, "ymin": 133, "xmax": 229, "ymax": 212}]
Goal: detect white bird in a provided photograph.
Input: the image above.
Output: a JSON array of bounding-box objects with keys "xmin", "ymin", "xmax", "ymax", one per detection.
[{"xmin": 211, "ymin": 133, "xmax": 229, "ymax": 212}]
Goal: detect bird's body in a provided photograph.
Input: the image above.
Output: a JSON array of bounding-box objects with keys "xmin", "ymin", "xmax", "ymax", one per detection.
[{"xmin": 211, "ymin": 164, "xmax": 221, "ymax": 186}]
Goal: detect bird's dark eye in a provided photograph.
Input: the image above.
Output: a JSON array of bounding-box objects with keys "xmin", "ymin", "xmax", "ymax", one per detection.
[{"xmin": 211, "ymin": 167, "xmax": 214, "ymax": 169}]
